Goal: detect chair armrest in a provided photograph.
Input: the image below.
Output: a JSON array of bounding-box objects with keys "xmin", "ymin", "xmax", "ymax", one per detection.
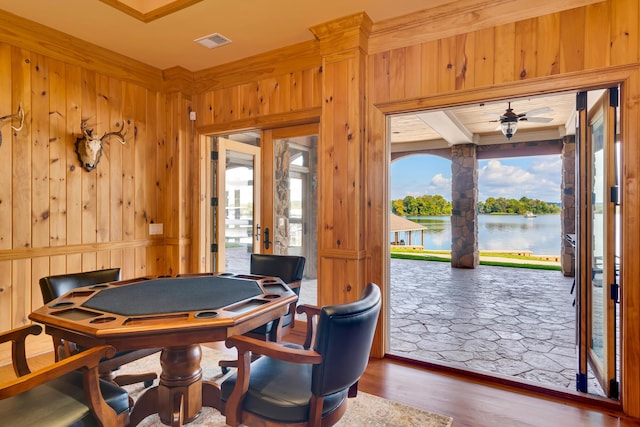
[
  {"xmin": 296, "ymin": 303, "xmax": 321, "ymax": 317},
  {"xmin": 0, "ymin": 344, "xmax": 127, "ymax": 426},
  {"xmin": 0, "ymin": 345, "xmax": 115, "ymax": 398},
  {"xmin": 296, "ymin": 304, "xmax": 321, "ymax": 349},
  {"xmin": 224, "ymin": 335, "xmax": 322, "ymax": 427},
  {"xmin": 287, "ymin": 279, "xmax": 302, "ymax": 291},
  {"xmin": 0, "ymin": 324, "xmax": 42, "ymax": 377},
  {"xmin": 226, "ymin": 335, "xmax": 322, "ymax": 365}
]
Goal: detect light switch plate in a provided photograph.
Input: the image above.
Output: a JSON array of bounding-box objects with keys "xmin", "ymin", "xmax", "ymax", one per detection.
[{"xmin": 149, "ymin": 223, "xmax": 163, "ymax": 235}]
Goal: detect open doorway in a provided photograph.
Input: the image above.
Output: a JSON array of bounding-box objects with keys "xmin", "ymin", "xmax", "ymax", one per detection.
[
  {"xmin": 387, "ymin": 89, "xmax": 621, "ymax": 398},
  {"xmin": 201, "ymin": 126, "xmax": 319, "ymax": 307}
]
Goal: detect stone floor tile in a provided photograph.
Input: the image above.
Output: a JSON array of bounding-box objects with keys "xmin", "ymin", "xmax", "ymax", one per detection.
[{"xmin": 389, "ymin": 258, "xmax": 608, "ymax": 397}]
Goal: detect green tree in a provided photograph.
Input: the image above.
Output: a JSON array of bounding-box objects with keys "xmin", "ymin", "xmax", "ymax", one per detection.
[
  {"xmin": 390, "ymin": 194, "xmax": 452, "ymax": 216},
  {"xmin": 391, "ymin": 199, "xmax": 405, "ymax": 215}
]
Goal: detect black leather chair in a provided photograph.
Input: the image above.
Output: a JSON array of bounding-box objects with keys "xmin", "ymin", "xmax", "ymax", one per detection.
[
  {"xmin": 247, "ymin": 254, "xmax": 306, "ymax": 341},
  {"xmin": 221, "ymin": 283, "xmax": 381, "ymax": 427},
  {"xmin": 39, "ymin": 268, "xmax": 159, "ymax": 388},
  {"xmin": 217, "ymin": 254, "xmax": 306, "ymax": 374},
  {"xmin": 0, "ymin": 324, "xmax": 130, "ymax": 426}
]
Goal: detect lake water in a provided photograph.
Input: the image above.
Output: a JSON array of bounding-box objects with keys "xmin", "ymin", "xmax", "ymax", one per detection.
[{"xmin": 394, "ymin": 214, "xmax": 562, "ymax": 256}]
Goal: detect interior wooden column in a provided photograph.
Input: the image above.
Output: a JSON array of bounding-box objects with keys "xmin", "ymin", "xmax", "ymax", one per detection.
[
  {"xmin": 311, "ymin": 13, "xmax": 372, "ymax": 306},
  {"xmin": 163, "ymin": 69, "xmax": 195, "ymax": 275}
]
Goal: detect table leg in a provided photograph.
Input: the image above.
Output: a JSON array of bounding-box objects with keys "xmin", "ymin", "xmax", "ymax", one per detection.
[
  {"xmin": 129, "ymin": 386, "xmax": 159, "ymax": 426},
  {"xmin": 157, "ymin": 344, "xmax": 203, "ymax": 425}
]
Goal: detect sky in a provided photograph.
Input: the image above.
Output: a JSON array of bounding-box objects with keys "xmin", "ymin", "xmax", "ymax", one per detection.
[{"xmin": 390, "ymin": 154, "xmax": 562, "ymax": 203}]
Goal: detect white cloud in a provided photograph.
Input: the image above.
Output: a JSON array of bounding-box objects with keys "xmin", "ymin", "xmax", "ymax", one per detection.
[
  {"xmin": 425, "ymin": 173, "xmax": 452, "ymax": 199},
  {"xmin": 391, "ymin": 155, "xmax": 562, "ymax": 203},
  {"xmin": 478, "ymin": 157, "xmax": 561, "ymax": 202},
  {"xmin": 391, "ymin": 173, "xmax": 452, "ymax": 200}
]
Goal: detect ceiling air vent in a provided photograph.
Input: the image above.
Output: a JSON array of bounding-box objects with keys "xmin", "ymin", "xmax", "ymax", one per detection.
[{"xmin": 194, "ymin": 33, "xmax": 232, "ymax": 49}]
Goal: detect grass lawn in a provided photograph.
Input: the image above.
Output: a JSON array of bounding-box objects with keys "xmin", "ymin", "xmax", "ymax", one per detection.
[{"xmin": 390, "ymin": 248, "xmax": 562, "ymax": 271}]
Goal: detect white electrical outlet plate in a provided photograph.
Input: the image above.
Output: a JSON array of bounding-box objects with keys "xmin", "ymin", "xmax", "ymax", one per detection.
[{"xmin": 149, "ymin": 223, "xmax": 163, "ymax": 235}]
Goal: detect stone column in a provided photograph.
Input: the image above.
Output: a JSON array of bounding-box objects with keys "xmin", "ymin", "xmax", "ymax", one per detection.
[
  {"xmin": 274, "ymin": 139, "xmax": 291, "ymax": 255},
  {"xmin": 451, "ymin": 144, "xmax": 479, "ymax": 268},
  {"xmin": 561, "ymin": 136, "xmax": 576, "ymax": 277}
]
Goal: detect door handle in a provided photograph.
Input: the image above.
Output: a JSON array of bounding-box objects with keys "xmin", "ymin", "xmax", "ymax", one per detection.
[{"xmin": 263, "ymin": 227, "xmax": 272, "ymax": 250}]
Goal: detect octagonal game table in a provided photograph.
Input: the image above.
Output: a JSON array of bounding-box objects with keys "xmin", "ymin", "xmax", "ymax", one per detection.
[{"xmin": 29, "ymin": 272, "xmax": 297, "ymax": 426}]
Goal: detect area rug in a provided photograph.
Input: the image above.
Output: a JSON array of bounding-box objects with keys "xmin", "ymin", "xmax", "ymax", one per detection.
[{"xmin": 119, "ymin": 347, "xmax": 453, "ymax": 427}]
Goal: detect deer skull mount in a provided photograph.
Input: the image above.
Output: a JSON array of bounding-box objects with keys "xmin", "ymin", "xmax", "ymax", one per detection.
[
  {"xmin": 75, "ymin": 120, "xmax": 129, "ymax": 171},
  {"xmin": 0, "ymin": 103, "xmax": 25, "ymax": 147}
]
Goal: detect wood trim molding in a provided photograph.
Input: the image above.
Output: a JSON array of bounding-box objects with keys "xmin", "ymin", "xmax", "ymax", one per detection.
[
  {"xmin": 0, "ymin": 239, "xmax": 178, "ymax": 261},
  {"xmin": 310, "ymin": 12, "xmax": 373, "ymax": 56},
  {"xmin": 318, "ymin": 249, "xmax": 368, "ymax": 260},
  {"xmin": 369, "ymin": 0, "xmax": 606, "ymax": 54},
  {"xmin": 193, "ymin": 41, "xmax": 321, "ymax": 92},
  {"xmin": 98, "ymin": 0, "xmax": 204, "ymax": 23},
  {"xmin": 0, "ymin": 9, "xmax": 164, "ymax": 90},
  {"xmin": 196, "ymin": 107, "xmax": 321, "ymax": 135},
  {"xmin": 163, "ymin": 66, "xmax": 196, "ymax": 95},
  {"xmin": 374, "ymin": 64, "xmax": 640, "ymax": 115}
]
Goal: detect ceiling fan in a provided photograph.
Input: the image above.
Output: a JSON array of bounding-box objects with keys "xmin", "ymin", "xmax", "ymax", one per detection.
[{"xmin": 491, "ymin": 102, "xmax": 553, "ymax": 139}]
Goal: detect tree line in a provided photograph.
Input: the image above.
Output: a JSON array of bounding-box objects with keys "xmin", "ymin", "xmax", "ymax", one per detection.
[{"xmin": 391, "ymin": 195, "xmax": 560, "ymax": 216}]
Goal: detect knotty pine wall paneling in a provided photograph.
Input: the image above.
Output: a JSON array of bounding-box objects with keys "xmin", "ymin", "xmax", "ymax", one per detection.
[
  {"xmin": 164, "ymin": 91, "xmax": 193, "ymax": 275},
  {"xmin": 312, "ymin": 13, "xmax": 370, "ymax": 308},
  {"xmin": 0, "ymin": 36, "xmax": 172, "ymax": 364}
]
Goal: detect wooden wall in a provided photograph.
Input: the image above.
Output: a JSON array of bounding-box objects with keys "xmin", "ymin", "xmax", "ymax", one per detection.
[{"xmin": 0, "ymin": 14, "xmax": 183, "ymax": 361}]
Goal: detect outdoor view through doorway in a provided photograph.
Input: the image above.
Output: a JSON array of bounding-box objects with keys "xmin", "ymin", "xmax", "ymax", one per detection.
[{"xmin": 388, "ymin": 151, "xmax": 606, "ymax": 396}]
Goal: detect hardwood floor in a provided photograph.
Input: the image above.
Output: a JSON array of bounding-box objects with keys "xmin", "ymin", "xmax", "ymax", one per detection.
[
  {"xmin": 359, "ymin": 356, "xmax": 639, "ymax": 427},
  {"xmin": 284, "ymin": 329, "xmax": 640, "ymax": 427},
  {"xmin": 3, "ymin": 340, "xmax": 640, "ymax": 426}
]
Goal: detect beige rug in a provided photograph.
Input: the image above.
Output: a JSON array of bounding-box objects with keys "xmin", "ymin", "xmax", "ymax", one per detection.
[{"xmin": 119, "ymin": 347, "xmax": 453, "ymax": 427}]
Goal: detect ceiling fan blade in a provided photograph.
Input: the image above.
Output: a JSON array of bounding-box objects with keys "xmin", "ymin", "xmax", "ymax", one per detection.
[
  {"xmin": 520, "ymin": 116, "xmax": 553, "ymax": 123},
  {"xmin": 523, "ymin": 107, "xmax": 553, "ymax": 117}
]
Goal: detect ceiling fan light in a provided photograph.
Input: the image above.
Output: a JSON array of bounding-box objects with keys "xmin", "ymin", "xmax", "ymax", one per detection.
[{"xmin": 500, "ymin": 120, "xmax": 518, "ymax": 139}]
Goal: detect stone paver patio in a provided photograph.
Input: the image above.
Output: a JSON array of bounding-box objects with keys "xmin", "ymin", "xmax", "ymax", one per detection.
[{"xmin": 388, "ymin": 257, "xmax": 605, "ymax": 396}]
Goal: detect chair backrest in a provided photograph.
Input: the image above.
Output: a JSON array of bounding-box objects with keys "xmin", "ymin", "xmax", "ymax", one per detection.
[
  {"xmin": 39, "ymin": 268, "xmax": 121, "ymax": 303},
  {"xmin": 250, "ymin": 254, "xmax": 305, "ymax": 288},
  {"xmin": 311, "ymin": 283, "xmax": 381, "ymax": 397}
]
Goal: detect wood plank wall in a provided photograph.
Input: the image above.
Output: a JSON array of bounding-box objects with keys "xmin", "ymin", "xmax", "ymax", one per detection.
[{"xmin": 0, "ymin": 40, "xmax": 174, "ymax": 363}]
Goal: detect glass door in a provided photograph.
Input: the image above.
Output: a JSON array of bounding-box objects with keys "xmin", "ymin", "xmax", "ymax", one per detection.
[
  {"xmin": 263, "ymin": 124, "xmax": 318, "ymax": 304},
  {"xmin": 576, "ymin": 88, "xmax": 620, "ymax": 397},
  {"xmin": 212, "ymin": 136, "xmax": 261, "ymax": 273}
]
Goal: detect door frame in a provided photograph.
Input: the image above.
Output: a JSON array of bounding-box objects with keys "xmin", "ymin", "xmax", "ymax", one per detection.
[
  {"xmin": 378, "ymin": 71, "xmax": 633, "ymax": 399},
  {"xmin": 262, "ymin": 123, "xmax": 319, "ymax": 261},
  {"xmin": 214, "ymin": 137, "xmax": 261, "ymax": 272}
]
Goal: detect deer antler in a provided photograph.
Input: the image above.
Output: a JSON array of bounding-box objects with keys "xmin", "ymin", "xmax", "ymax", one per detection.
[
  {"xmin": 0, "ymin": 103, "xmax": 25, "ymax": 131},
  {"xmin": 100, "ymin": 120, "xmax": 129, "ymax": 145}
]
